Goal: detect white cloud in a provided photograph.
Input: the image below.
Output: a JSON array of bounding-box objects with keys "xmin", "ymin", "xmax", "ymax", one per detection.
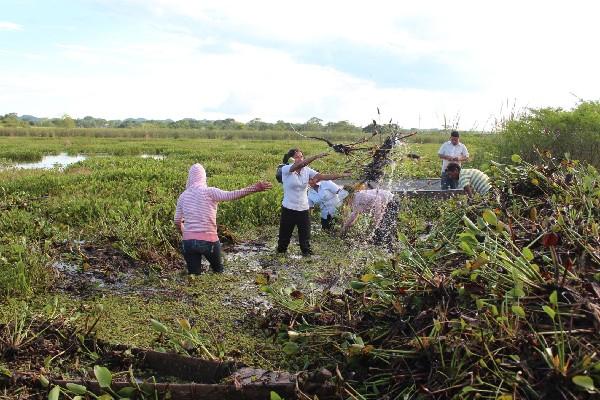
[
  {"xmin": 0, "ymin": 21, "xmax": 23, "ymax": 31},
  {"xmin": 2, "ymin": 1, "xmax": 599, "ymax": 129},
  {"xmin": 0, "ymin": 39, "xmax": 503, "ymax": 129}
]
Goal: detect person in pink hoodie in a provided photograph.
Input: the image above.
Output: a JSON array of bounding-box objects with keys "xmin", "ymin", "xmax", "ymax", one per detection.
[
  {"xmin": 174, "ymin": 164, "xmax": 272, "ymax": 274},
  {"xmin": 341, "ymin": 188, "xmax": 399, "ymax": 249}
]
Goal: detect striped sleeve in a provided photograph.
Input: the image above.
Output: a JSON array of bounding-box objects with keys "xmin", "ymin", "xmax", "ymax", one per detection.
[
  {"xmin": 207, "ymin": 184, "xmax": 259, "ymax": 202},
  {"xmin": 459, "ymin": 169, "xmax": 491, "ymax": 194},
  {"xmin": 470, "ymin": 170, "xmax": 490, "ymax": 194}
]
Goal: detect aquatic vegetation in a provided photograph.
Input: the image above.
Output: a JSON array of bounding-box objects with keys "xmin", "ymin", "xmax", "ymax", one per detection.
[{"xmin": 263, "ymin": 153, "xmax": 600, "ymax": 399}]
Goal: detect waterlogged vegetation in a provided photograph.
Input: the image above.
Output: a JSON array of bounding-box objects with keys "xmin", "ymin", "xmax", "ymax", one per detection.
[
  {"xmin": 0, "ymin": 112, "xmax": 599, "ymax": 399},
  {"xmin": 262, "ymin": 154, "xmax": 600, "ymax": 399}
]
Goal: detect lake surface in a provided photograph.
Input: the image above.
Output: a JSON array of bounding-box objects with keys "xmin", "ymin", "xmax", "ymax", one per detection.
[
  {"xmin": 5, "ymin": 153, "xmax": 166, "ymax": 170},
  {"xmin": 140, "ymin": 154, "xmax": 165, "ymax": 160},
  {"xmin": 13, "ymin": 153, "xmax": 87, "ymax": 169}
]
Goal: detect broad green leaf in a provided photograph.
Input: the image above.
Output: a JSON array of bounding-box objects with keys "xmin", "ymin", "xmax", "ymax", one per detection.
[
  {"xmin": 97, "ymin": 394, "xmax": 114, "ymax": 400},
  {"xmin": 549, "ymin": 291, "xmax": 558, "ymax": 306},
  {"xmin": 542, "ymin": 305, "xmax": 556, "ymax": 320},
  {"xmin": 270, "ymin": 392, "xmax": 284, "ymax": 400},
  {"xmin": 94, "ymin": 365, "xmax": 112, "ymax": 388},
  {"xmin": 282, "ymin": 342, "xmax": 299, "ymax": 356},
  {"xmin": 260, "ymin": 285, "xmax": 274, "ymax": 294},
  {"xmin": 117, "ymin": 387, "xmax": 136, "ymax": 397},
  {"xmin": 459, "ymin": 241, "xmax": 474, "ymax": 256},
  {"xmin": 66, "ymin": 383, "xmax": 87, "ymax": 395},
  {"xmin": 39, "ymin": 375, "xmax": 49, "ymax": 387},
  {"xmin": 150, "ymin": 319, "xmax": 168, "ymax": 334},
  {"xmin": 482, "ymin": 209, "xmax": 498, "ymax": 226},
  {"xmin": 361, "ymin": 273, "xmax": 376, "ymax": 282},
  {"xmin": 509, "ymin": 287, "xmax": 526, "ymax": 298},
  {"xmin": 522, "ymin": 247, "xmax": 534, "ymax": 261},
  {"xmin": 572, "ymin": 375, "xmax": 595, "ymax": 391},
  {"xmin": 350, "ymin": 281, "xmax": 367, "ymax": 290},
  {"xmin": 511, "ymin": 154, "xmax": 522, "ymax": 163},
  {"xmin": 48, "ymin": 385, "xmax": 61, "ymax": 400},
  {"xmin": 511, "ymin": 305, "xmax": 526, "ymax": 318}
]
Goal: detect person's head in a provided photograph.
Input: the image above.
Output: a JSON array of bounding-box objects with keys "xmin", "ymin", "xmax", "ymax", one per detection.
[
  {"xmin": 445, "ymin": 163, "xmax": 461, "ymax": 179},
  {"xmin": 186, "ymin": 163, "xmax": 207, "ymax": 189},
  {"xmin": 450, "ymin": 130, "xmax": 460, "ymax": 145},
  {"xmin": 282, "ymin": 148, "xmax": 303, "ymax": 164},
  {"xmin": 309, "ymin": 177, "xmax": 320, "ymax": 189}
]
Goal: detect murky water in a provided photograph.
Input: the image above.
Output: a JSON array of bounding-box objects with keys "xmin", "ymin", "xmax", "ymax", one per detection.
[
  {"xmin": 140, "ymin": 154, "xmax": 165, "ymax": 160},
  {"xmin": 12, "ymin": 153, "xmax": 87, "ymax": 170}
]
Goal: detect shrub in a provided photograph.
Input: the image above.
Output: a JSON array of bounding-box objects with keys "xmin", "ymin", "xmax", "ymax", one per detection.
[{"xmin": 498, "ymin": 101, "xmax": 600, "ymax": 167}]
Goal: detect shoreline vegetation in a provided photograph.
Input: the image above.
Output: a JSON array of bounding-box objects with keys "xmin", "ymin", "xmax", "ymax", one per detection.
[{"xmin": 1, "ymin": 103, "xmax": 599, "ymax": 399}]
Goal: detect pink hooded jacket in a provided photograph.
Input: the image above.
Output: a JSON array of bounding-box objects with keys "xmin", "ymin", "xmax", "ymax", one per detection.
[
  {"xmin": 174, "ymin": 164, "xmax": 260, "ymax": 241},
  {"xmin": 342, "ymin": 189, "xmax": 394, "ymax": 232}
]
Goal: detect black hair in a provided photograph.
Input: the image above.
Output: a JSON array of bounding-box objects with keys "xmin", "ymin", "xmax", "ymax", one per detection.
[
  {"xmin": 282, "ymin": 148, "xmax": 300, "ymax": 164},
  {"xmin": 450, "ymin": 130, "xmax": 460, "ymax": 137},
  {"xmin": 445, "ymin": 163, "xmax": 461, "ymax": 173}
]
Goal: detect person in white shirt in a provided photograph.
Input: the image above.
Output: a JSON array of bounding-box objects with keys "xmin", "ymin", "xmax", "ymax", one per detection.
[
  {"xmin": 277, "ymin": 148, "xmax": 349, "ymax": 256},
  {"xmin": 438, "ymin": 130, "xmax": 469, "ymax": 189},
  {"xmin": 308, "ymin": 179, "xmax": 348, "ymax": 231}
]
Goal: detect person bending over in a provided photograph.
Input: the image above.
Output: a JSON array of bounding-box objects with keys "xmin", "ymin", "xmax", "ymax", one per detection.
[
  {"xmin": 277, "ymin": 148, "xmax": 350, "ymax": 256},
  {"xmin": 341, "ymin": 188, "xmax": 398, "ymax": 248},
  {"xmin": 308, "ymin": 178, "xmax": 348, "ymax": 231},
  {"xmin": 174, "ymin": 163, "xmax": 272, "ymax": 274},
  {"xmin": 445, "ymin": 163, "xmax": 491, "ymax": 196}
]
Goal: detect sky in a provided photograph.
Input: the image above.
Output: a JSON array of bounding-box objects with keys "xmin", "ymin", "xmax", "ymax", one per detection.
[{"xmin": 1, "ymin": 0, "xmax": 599, "ymax": 130}]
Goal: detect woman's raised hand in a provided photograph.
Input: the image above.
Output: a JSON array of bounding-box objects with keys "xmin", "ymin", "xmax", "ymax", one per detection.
[{"xmin": 255, "ymin": 181, "xmax": 273, "ymax": 191}]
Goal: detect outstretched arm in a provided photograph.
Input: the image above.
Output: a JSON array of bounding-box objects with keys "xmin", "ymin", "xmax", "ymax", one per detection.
[
  {"xmin": 289, "ymin": 152, "xmax": 328, "ymax": 173},
  {"xmin": 208, "ymin": 181, "xmax": 272, "ymax": 202},
  {"xmin": 314, "ymin": 172, "xmax": 351, "ymax": 182}
]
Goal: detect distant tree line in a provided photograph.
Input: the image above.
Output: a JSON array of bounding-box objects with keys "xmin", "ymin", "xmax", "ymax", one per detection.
[{"xmin": 0, "ymin": 113, "xmax": 375, "ymax": 132}]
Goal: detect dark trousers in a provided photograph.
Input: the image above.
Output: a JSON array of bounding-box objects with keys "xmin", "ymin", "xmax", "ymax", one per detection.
[
  {"xmin": 441, "ymin": 171, "xmax": 458, "ymax": 190},
  {"xmin": 182, "ymin": 239, "xmax": 223, "ymax": 274},
  {"xmin": 277, "ymin": 207, "xmax": 311, "ymax": 254},
  {"xmin": 372, "ymin": 201, "xmax": 400, "ymax": 249},
  {"xmin": 321, "ymin": 214, "xmax": 334, "ymax": 231}
]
